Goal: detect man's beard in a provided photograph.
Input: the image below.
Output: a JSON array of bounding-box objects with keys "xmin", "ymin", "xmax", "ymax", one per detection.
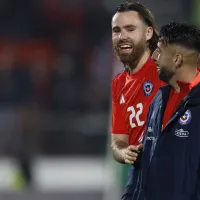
[
  {"xmin": 113, "ymin": 40, "xmax": 146, "ymax": 69},
  {"xmin": 158, "ymin": 67, "xmax": 174, "ymax": 83}
]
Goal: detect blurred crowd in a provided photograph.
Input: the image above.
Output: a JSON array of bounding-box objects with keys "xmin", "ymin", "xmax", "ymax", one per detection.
[{"xmin": 0, "ymin": 0, "xmax": 114, "ymax": 157}]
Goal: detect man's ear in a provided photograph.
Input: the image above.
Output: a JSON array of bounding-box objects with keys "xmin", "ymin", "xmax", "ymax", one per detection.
[
  {"xmin": 175, "ymin": 53, "xmax": 183, "ymax": 68},
  {"xmin": 146, "ymin": 27, "xmax": 153, "ymax": 41}
]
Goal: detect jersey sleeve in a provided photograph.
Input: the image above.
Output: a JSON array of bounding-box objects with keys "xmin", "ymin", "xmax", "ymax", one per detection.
[{"xmin": 111, "ymin": 78, "xmax": 128, "ymax": 134}]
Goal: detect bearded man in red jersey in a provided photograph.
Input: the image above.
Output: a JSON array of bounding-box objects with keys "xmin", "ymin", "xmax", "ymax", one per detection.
[{"xmin": 110, "ymin": 1, "xmax": 163, "ymax": 199}]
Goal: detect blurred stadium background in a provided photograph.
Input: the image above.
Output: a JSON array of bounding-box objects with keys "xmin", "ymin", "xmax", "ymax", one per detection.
[{"xmin": 0, "ymin": 0, "xmax": 197, "ymax": 199}]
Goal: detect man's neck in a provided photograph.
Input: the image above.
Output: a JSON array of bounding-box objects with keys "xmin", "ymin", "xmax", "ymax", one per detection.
[
  {"xmin": 170, "ymin": 66, "xmax": 198, "ymax": 92},
  {"xmin": 128, "ymin": 50, "xmax": 151, "ymax": 73},
  {"xmin": 169, "ymin": 78, "xmax": 180, "ymax": 92},
  {"xmin": 176, "ymin": 67, "xmax": 198, "ymax": 83}
]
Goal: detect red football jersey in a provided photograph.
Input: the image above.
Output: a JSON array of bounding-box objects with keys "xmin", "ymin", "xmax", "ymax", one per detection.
[{"xmin": 111, "ymin": 58, "xmax": 163, "ymax": 145}]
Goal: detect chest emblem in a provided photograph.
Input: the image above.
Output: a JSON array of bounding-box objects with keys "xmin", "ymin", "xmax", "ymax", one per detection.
[
  {"xmin": 179, "ymin": 109, "xmax": 192, "ymax": 125},
  {"xmin": 143, "ymin": 81, "xmax": 153, "ymax": 96}
]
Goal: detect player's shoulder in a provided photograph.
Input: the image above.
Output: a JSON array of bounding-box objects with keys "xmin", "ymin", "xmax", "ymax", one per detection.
[
  {"xmin": 152, "ymin": 85, "xmax": 170, "ymax": 105},
  {"xmin": 112, "ymin": 68, "xmax": 128, "ymax": 83},
  {"xmin": 111, "ymin": 68, "xmax": 128, "ymax": 93},
  {"xmin": 147, "ymin": 58, "xmax": 156, "ymax": 68}
]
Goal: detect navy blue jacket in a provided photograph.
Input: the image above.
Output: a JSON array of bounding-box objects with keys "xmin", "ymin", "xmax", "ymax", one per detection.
[{"xmin": 132, "ymin": 83, "xmax": 200, "ymax": 200}]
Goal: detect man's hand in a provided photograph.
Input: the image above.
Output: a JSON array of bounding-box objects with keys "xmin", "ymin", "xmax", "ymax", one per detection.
[
  {"xmin": 111, "ymin": 134, "xmax": 143, "ymax": 164},
  {"xmin": 123, "ymin": 144, "xmax": 143, "ymax": 164}
]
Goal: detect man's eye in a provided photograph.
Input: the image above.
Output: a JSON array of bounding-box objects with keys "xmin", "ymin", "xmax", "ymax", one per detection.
[
  {"xmin": 128, "ymin": 28, "xmax": 134, "ymax": 32},
  {"xmin": 113, "ymin": 28, "xmax": 120, "ymax": 33}
]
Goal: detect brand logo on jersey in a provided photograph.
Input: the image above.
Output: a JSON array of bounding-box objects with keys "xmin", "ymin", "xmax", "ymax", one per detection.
[
  {"xmin": 175, "ymin": 129, "xmax": 189, "ymax": 137},
  {"xmin": 179, "ymin": 109, "xmax": 191, "ymax": 125},
  {"xmin": 120, "ymin": 94, "xmax": 125, "ymax": 104},
  {"xmin": 143, "ymin": 81, "xmax": 153, "ymax": 96}
]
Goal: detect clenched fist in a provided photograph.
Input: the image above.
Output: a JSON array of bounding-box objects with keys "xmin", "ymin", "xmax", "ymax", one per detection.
[{"xmin": 123, "ymin": 144, "xmax": 143, "ymax": 164}]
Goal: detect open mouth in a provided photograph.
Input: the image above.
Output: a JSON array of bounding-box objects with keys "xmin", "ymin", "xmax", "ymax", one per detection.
[{"xmin": 119, "ymin": 44, "xmax": 133, "ymax": 54}]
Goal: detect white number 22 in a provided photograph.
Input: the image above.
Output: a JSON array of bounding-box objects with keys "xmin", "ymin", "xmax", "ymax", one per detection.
[{"xmin": 127, "ymin": 103, "xmax": 144, "ymax": 128}]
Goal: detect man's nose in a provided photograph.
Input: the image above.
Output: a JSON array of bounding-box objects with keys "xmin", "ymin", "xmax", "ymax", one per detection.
[{"xmin": 119, "ymin": 30, "xmax": 128, "ymax": 40}]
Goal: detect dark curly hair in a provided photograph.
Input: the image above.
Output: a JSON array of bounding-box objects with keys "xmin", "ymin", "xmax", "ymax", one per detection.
[
  {"xmin": 159, "ymin": 22, "xmax": 200, "ymax": 52},
  {"xmin": 115, "ymin": 1, "xmax": 158, "ymax": 54}
]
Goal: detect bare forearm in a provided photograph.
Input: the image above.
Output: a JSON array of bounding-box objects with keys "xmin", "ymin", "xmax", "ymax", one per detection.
[{"xmin": 111, "ymin": 139, "xmax": 128, "ymax": 164}]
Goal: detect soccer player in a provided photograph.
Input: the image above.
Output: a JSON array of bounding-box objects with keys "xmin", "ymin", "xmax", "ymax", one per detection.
[
  {"xmin": 110, "ymin": 1, "xmax": 163, "ymax": 198},
  {"xmin": 132, "ymin": 22, "xmax": 200, "ymax": 200}
]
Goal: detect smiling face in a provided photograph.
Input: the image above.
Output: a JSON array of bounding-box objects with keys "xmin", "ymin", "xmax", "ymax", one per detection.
[
  {"xmin": 152, "ymin": 40, "xmax": 177, "ymax": 83},
  {"xmin": 112, "ymin": 11, "xmax": 152, "ymax": 66}
]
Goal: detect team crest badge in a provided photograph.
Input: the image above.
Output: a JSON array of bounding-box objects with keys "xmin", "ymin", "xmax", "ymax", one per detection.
[
  {"xmin": 179, "ymin": 109, "xmax": 192, "ymax": 125},
  {"xmin": 143, "ymin": 81, "xmax": 153, "ymax": 96}
]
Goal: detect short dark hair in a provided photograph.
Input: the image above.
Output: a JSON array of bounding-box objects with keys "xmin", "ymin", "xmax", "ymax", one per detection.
[
  {"xmin": 159, "ymin": 22, "xmax": 200, "ymax": 52},
  {"xmin": 116, "ymin": 1, "xmax": 158, "ymax": 54}
]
